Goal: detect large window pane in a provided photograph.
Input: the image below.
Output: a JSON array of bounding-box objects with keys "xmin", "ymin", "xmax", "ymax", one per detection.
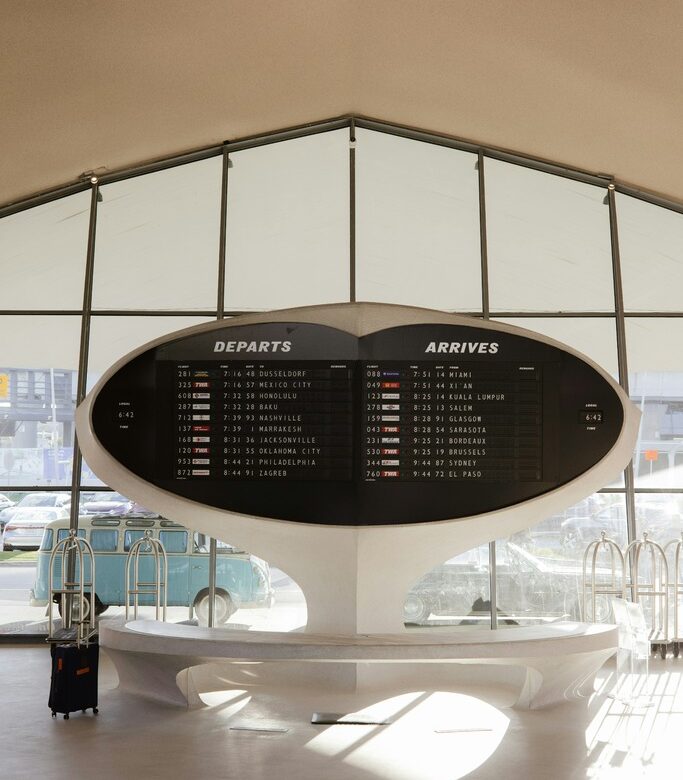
[
  {"xmin": 486, "ymin": 160, "xmax": 613, "ymax": 312},
  {"xmin": 634, "ymin": 493, "xmax": 683, "ymax": 545},
  {"xmin": 86, "ymin": 315, "xmax": 214, "ymax": 391},
  {"xmin": 224, "ymin": 130, "xmax": 349, "ymax": 310},
  {"xmin": 0, "ymin": 316, "xmax": 80, "ymax": 486},
  {"xmin": 497, "ymin": 493, "xmax": 627, "ymax": 623},
  {"xmin": 618, "ymin": 194, "xmax": 683, "ymax": 312},
  {"xmin": 356, "ymin": 129, "xmax": 481, "ymax": 310},
  {"xmin": 496, "ymin": 317, "xmax": 619, "ymax": 378},
  {"xmin": 92, "ymin": 158, "xmax": 223, "ymax": 310},
  {"xmin": 0, "ymin": 192, "xmax": 90, "ymax": 309},
  {"xmin": 404, "ymin": 545, "xmax": 491, "ymax": 628},
  {"xmin": 627, "ymin": 318, "xmax": 683, "ymax": 488}
]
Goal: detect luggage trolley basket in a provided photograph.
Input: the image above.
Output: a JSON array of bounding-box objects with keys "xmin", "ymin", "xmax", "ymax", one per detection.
[
  {"xmin": 625, "ymin": 533, "xmax": 671, "ymax": 659},
  {"xmin": 125, "ymin": 529, "xmax": 168, "ymax": 621},
  {"xmin": 47, "ymin": 529, "xmax": 99, "ymax": 719},
  {"xmin": 48, "ymin": 529, "xmax": 97, "ymax": 646},
  {"xmin": 582, "ymin": 532, "xmax": 626, "ymax": 623},
  {"xmin": 664, "ymin": 533, "xmax": 683, "ymax": 658}
]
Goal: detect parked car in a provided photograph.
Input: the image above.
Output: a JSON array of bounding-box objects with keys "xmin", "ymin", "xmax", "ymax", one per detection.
[
  {"xmin": 559, "ymin": 497, "xmax": 683, "ymax": 550},
  {"xmin": 404, "ymin": 542, "xmax": 593, "ymax": 625},
  {"xmin": 2, "ymin": 507, "xmax": 69, "ymax": 551},
  {"xmin": 79, "ymin": 492, "xmax": 131, "ymax": 516},
  {"xmin": 0, "ymin": 492, "xmax": 70, "ymax": 529}
]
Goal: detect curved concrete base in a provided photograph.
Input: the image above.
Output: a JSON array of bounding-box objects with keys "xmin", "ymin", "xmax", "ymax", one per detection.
[{"xmin": 100, "ymin": 620, "xmax": 617, "ymax": 710}]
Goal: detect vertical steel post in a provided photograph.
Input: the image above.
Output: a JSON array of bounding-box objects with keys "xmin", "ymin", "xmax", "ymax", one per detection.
[
  {"xmin": 607, "ymin": 184, "xmax": 637, "ymax": 545},
  {"xmin": 217, "ymin": 145, "xmax": 229, "ymax": 320},
  {"xmin": 349, "ymin": 118, "xmax": 356, "ymax": 303},
  {"xmin": 478, "ymin": 151, "xmax": 498, "ymax": 630},
  {"xmin": 65, "ymin": 178, "xmax": 99, "ymax": 621},
  {"xmin": 207, "ymin": 145, "xmax": 231, "ymax": 625},
  {"xmin": 208, "ymin": 537, "xmax": 217, "ymax": 627}
]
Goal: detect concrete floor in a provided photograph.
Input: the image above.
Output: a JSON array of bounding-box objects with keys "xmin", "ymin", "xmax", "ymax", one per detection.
[{"xmin": 2, "ymin": 645, "xmax": 683, "ymax": 780}]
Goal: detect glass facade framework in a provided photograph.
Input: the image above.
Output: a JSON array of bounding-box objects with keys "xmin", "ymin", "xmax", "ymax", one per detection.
[{"xmin": 2, "ymin": 116, "xmax": 683, "ymax": 634}]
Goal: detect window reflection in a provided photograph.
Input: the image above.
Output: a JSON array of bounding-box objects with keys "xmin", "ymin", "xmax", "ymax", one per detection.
[
  {"xmin": 495, "ymin": 495, "xmax": 628, "ymax": 623},
  {"xmin": 404, "ymin": 545, "xmax": 491, "ymax": 627},
  {"xmin": 0, "ymin": 316, "xmax": 80, "ymax": 486},
  {"xmin": 628, "ymin": 319, "xmax": 683, "ymax": 488}
]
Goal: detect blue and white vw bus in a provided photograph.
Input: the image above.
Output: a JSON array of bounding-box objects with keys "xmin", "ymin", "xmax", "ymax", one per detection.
[{"xmin": 31, "ymin": 514, "xmax": 273, "ymax": 623}]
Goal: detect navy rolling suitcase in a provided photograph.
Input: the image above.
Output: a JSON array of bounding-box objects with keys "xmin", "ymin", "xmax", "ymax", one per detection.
[{"xmin": 49, "ymin": 643, "xmax": 99, "ymax": 719}]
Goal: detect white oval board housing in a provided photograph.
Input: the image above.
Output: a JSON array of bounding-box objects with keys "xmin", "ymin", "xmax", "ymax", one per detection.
[{"xmin": 78, "ymin": 303, "xmax": 637, "ymax": 527}]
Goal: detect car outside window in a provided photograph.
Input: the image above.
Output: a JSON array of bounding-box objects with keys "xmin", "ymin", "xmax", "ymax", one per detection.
[{"xmin": 21, "ymin": 494, "xmax": 55, "ymax": 508}]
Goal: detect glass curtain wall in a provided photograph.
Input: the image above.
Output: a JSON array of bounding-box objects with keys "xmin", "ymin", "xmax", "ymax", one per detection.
[{"xmin": 1, "ymin": 119, "xmax": 683, "ymax": 635}]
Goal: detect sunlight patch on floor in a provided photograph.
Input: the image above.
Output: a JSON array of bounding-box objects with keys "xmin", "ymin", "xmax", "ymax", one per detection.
[{"xmin": 305, "ymin": 690, "xmax": 508, "ymax": 780}]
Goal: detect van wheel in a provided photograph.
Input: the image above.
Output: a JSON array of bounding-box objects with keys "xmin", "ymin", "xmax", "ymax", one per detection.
[
  {"xmin": 193, "ymin": 589, "xmax": 235, "ymax": 625},
  {"xmin": 403, "ymin": 593, "xmax": 431, "ymax": 624},
  {"xmin": 57, "ymin": 594, "xmax": 91, "ymax": 622}
]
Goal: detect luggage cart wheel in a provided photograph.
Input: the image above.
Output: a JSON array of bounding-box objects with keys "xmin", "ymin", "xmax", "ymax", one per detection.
[
  {"xmin": 64, "ymin": 713, "xmax": 69, "ymax": 720},
  {"xmin": 93, "ymin": 708, "xmax": 99, "ymax": 715},
  {"xmin": 660, "ymin": 644, "xmax": 667, "ymax": 660},
  {"xmin": 674, "ymin": 643, "xmax": 680, "ymax": 658}
]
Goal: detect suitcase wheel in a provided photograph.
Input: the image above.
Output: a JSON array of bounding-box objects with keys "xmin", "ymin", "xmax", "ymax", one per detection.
[
  {"xmin": 93, "ymin": 708, "xmax": 99, "ymax": 715},
  {"xmin": 51, "ymin": 711, "xmax": 56, "ymax": 718},
  {"xmin": 64, "ymin": 714, "xmax": 69, "ymax": 720},
  {"xmin": 661, "ymin": 644, "xmax": 667, "ymax": 660}
]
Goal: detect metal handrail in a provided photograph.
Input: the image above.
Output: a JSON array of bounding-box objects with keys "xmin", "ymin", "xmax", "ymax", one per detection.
[
  {"xmin": 48, "ymin": 530, "xmax": 97, "ymax": 646},
  {"xmin": 125, "ymin": 530, "xmax": 168, "ymax": 621}
]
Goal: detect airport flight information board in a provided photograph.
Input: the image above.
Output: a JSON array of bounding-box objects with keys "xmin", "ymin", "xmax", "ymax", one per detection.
[{"xmin": 92, "ymin": 319, "xmax": 624, "ymax": 525}]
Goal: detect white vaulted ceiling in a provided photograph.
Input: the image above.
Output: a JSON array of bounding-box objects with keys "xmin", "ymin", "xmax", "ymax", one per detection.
[{"xmin": 2, "ymin": 1, "xmax": 683, "ymax": 208}]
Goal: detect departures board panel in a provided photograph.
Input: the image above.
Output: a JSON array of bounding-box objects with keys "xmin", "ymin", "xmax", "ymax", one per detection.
[{"xmin": 91, "ymin": 320, "xmax": 624, "ymax": 526}]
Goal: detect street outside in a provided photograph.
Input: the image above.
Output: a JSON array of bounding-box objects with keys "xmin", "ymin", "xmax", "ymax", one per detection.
[{"xmin": 0, "ymin": 556, "xmax": 307, "ymax": 635}]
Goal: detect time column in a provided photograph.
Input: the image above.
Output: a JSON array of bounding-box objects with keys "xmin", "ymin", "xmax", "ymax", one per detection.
[{"xmin": 221, "ymin": 364, "xmax": 256, "ymax": 479}]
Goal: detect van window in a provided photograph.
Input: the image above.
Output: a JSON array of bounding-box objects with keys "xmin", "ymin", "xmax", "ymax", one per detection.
[
  {"xmin": 90, "ymin": 529, "xmax": 118, "ymax": 552},
  {"xmin": 192, "ymin": 532, "xmax": 243, "ymax": 554},
  {"xmin": 57, "ymin": 529, "xmax": 86, "ymax": 543},
  {"xmin": 40, "ymin": 529, "xmax": 53, "ymax": 551},
  {"xmin": 124, "ymin": 529, "xmax": 159, "ymax": 551},
  {"xmin": 159, "ymin": 530, "xmax": 188, "ymax": 554}
]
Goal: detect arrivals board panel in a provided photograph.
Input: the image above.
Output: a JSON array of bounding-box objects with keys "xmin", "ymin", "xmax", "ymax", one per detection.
[
  {"xmin": 91, "ymin": 319, "xmax": 625, "ymax": 525},
  {"xmin": 362, "ymin": 362, "xmax": 543, "ymax": 482}
]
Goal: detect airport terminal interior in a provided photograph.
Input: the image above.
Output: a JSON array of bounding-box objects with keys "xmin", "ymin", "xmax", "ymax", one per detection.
[{"xmin": 2, "ymin": 3, "xmax": 683, "ymax": 779}]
